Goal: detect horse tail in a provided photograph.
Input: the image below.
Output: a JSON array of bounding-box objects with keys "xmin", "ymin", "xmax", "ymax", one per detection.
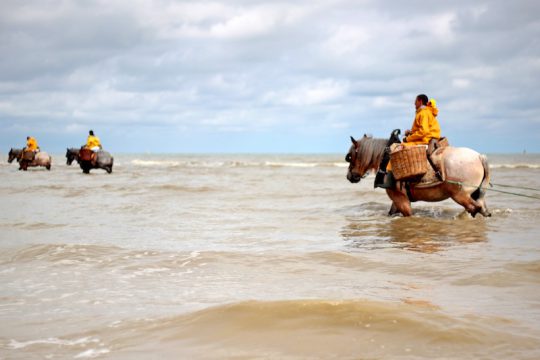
[{"xmin": 471, "ymin": 154, "xmax": 490, "ymax": 201}]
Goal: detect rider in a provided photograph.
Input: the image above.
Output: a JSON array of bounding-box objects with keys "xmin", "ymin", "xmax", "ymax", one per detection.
[
  {"xmin": 84, "ymin": 130, "xmax": 102, "ymax": 165},
  {"xmin": 85, "ymin": 130, "xmax": 102, "ymax": 151},
  {"xmin": 374, "ymin": 94, "xmax": 441, "ymax": 188},
  {"xmin": 403, "ymin": 94, "xmax": 440, "ymax": 145},
  {"xmin": 24, "ymin": 136, "xmax": 40, "ymax": 153}
]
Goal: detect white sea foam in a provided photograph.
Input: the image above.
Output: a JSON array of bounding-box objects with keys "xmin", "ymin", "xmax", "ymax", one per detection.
[
  {"xmin": 131, "ymin": 159, "xmax": 180, "ymax": 167},
  {"xmin": 264, "ymin": 161, "xmax": 319, "ymax": 168},
  {"xmin": 130, "ymin": 159, "xmax": 348, "ymax": 168},
  {"xmin": 74, "ymin": 348, "xmax": 111, "ymax": 358},
  {"xmin": 490, "ymin": 164, "xmax": 540, "ymax": 169},
  {"xmin": 8, "ymin": 337, "xmax": 98, "ymax": 349}
]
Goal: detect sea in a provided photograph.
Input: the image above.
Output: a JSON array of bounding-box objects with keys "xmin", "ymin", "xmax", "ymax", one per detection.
[{"xmin": 1, "ymin": 153, "xmax": 540, "ymax": 359}]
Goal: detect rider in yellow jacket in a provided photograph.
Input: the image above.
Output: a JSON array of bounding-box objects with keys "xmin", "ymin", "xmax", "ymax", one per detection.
[
  {"xmin": 403, "ymin": 95, "xmax": 440, "ymax": 145},
  {"xmin": 85, "ymin": 130, "xmax": 102, "ymax": 151},
  {"xmin": 25, "ymin": 136, "xmax": 39, "ymax": 152},
  {"xmin": 377, "ymin": 95, "xmax": 440, "ymax": 185}
]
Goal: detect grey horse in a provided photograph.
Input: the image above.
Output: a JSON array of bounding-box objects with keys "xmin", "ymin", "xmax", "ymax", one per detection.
[{"xmin": 66, "ymin": 148, "xmax": 114, "ymax": 174}]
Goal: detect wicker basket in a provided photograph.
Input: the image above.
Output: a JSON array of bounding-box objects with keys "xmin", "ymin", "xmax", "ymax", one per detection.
[
  {"xmin": 79, "ymin": 148, "xmax": 93, "ymax": 161},
  {"xmin": 22, "ymin": 150, "xmax": 35, "ymax": 161},
  {"xmin": 390, "ymin": 145, "xmax": 428, "ymax": 181}
]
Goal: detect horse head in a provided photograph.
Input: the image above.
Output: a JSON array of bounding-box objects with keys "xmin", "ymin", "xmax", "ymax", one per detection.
[
  {"xmin": 8, "ymin": 148, "xmax": 21, "ymax": 163},
  {"xmin": 346, "ymin": 134, "xmax": 384, "ymax": 183},
  {"xmin": 66, "ymin": 148, "xmax": 79, "ymax": 165}
]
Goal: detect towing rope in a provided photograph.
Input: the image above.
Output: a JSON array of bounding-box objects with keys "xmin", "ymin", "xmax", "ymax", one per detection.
[{"xmin": 444, "ymin": 180, "xmax": 540, "ymax": 200}]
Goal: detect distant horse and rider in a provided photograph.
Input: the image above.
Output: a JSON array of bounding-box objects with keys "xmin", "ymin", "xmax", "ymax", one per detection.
[
  {"xmin": 346, "ymin": 94, "xmax": 491, "ymax": 218},
  {"xmin": 8, "ymin": 136, "xmax": 51, "ymax": 171},
  {"xmin": 66, "ymin": 130, "xmax": 114, "ymax": 174}
]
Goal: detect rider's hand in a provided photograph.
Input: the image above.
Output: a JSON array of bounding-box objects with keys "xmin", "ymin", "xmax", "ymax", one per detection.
[{"xmin": 405, "ymin": 129, "xmax": 411, "ymax": 136}]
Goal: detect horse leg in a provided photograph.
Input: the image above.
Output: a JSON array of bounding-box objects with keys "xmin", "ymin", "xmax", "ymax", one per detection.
[
  {"xmin": 386, "ymin": 189, "xmax": 413, "ymax": 216},
  {"xmin": 451, "ymin": 191, "xmax": 483, "ymax": 218},
  {"xmin": 471, "ymin": 189, "xmax": 491, "ymax": 217},
  {"xmin": 388, "ymin": 203, "xmax": 399, "ymax": 216}
]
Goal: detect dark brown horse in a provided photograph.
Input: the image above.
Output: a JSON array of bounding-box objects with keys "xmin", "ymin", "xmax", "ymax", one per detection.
[{"xmin": 346, "ymin": 135, "xmax": 491, "ymax": 217}]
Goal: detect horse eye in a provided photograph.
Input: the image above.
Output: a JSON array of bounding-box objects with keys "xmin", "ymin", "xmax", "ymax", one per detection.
[{"xmin": 345, "ymin": 154, "xmax": 351, "ymax": 162}]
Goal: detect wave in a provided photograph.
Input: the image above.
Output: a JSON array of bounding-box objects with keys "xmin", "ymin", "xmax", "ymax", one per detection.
[
  {"xmin": 149, "ymin": 184, "xmax": 216, "ymax": 193},
  {"xmin": 6, "ymin": 299, "xmax": 539, "ymax": 359},
  {"xmin": 131, "ymin": 159, "xmax": 181, "ymax": 167},
  {"xmin": 130, "ymin": 159, "xmax": 348, "ymax": 169},
  {"xmin": 490, "ymin": 163, "xmax": 540, "ymax": 169}
]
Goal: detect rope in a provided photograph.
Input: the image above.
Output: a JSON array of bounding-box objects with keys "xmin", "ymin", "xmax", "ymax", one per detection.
[
  {"xmin": 486, "ymin": 188, "xmax": 540, "ymax": 200},
  {"xmin": 445, "ymin": 180, "xmax": 540, "ymax": 200},
  {"xmin": 490, "ymin": 182, "xmax": 540, "ymax": 192}
]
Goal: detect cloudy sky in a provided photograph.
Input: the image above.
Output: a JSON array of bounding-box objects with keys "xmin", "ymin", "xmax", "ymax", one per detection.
[{"xmin": 1, "ymin": 0, "xmax": 539, "ymax": 153}]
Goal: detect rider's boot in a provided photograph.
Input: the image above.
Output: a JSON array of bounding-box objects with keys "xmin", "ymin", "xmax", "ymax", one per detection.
[{"xmin": 374, "ymin": 129, "xmax": 401, "ymax": 189}]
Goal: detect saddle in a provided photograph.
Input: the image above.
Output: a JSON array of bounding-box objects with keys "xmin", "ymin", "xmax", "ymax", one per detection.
[
  {"xmin": 79, "ymin": 148, "xmax": 94, "ymax": 162},
  {"xmin": 22, "ymin": 150, "xmax": 35, "ymax": 161},
  {"xmin": 411, "ymin": 137, "xmax": 449, "ymax": 188}
]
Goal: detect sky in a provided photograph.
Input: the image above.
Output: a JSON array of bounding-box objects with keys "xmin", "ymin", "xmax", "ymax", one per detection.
[{"xmin": 1, "ymin": 0, "xmax": 539, "ymax": 153}]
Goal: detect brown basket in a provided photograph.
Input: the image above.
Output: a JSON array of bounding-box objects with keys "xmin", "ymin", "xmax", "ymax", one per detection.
[
  {"xmin": 390, "ymin": 145, "xmax": 428, "ymax": 181},
  {"xmin": 79, "ymin": 148, "xmax": 93, "ymax": 161},
  {"xmin": 22, "ymin": 150, "xmax": 35, "ymax": 161}
]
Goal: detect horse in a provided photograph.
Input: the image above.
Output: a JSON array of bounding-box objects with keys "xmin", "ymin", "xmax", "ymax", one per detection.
[
  {"xmin": 66, "ymin": 147, "xmax": 113, "ymax": 174},
  {"xmin": 8, "ymin": 148, "xmax": 22, "ymax": 164},
  {"xmin": 345, "ymin": 134, "xmax": 491, "ymax": 217},
  {"xmin": 8, "ymin": 148, "xmax": 51, "ymax": 171}
]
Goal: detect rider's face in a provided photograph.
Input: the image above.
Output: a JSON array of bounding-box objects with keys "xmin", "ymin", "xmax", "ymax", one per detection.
[{"xmin": 414, "ymin": 98, "xmax": 421, "ymax": 109}]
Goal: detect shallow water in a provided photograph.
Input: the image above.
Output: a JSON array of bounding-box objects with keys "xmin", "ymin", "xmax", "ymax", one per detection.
[{"xmin": 1, "ymin": 153, "xmax": 540, "ymax": 359}]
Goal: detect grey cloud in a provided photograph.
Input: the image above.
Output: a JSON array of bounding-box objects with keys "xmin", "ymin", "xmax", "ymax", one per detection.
[{"xmin": 0, "ymin": 0, "xmax": 539, "ymax": 152}]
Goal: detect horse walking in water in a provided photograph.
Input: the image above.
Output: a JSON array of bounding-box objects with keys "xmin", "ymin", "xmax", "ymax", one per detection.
[
  {"xmin": 8, "ymin": 148, "xmax": 51, "ymax": 171},
  {"xmin": 66, "ymin": 148, "xmax": 113, "ymax": 174},
  {"xmin": 345, "ymin": 135, "xmax": 491, "ymax": 217}
]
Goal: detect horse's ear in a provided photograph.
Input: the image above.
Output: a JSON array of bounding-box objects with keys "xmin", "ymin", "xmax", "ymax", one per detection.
[
  {"xmin": 364, "ymin": 133, "xmax": 373, "ymax": 139},
  {"xmin": 350, "ymin": 136, "xmax": 358, "ymax": 148}
]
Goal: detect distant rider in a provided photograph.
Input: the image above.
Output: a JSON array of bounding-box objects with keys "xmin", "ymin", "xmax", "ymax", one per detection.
[
  {"xmin": 85, "ymin": 130, "xmax": 102, "ymax": 151},
  {"xmin": 24, "ymin": 136, "xmax": 40, "ymax": 153},
  {"xmin": 84, "ymin": 130, "xmax": 102, "ymax": 165}
]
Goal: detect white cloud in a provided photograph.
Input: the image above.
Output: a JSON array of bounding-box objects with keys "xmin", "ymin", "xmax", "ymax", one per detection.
[
  {"xmin": 322, "ymin": 25, "xmax": 371, "ymax": 56},
  {"xmin": 1, "ymin": 0, "xmax": 539, "ymax": 152},
  {"xmin": 266, "ymin": 80, "xmax": 349, "ymax": 106},
  {"xmin": 452, "ymin": 78, "xmax": 471, "ymax": 88}
]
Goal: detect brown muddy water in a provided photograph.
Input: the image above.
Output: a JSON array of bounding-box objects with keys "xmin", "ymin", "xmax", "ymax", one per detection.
[{"xmin": 1, "ymin": 153, "xmax": 540, "ymax": 359}]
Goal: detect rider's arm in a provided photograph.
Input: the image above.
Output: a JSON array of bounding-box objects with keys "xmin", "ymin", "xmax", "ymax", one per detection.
[{"xmin": 405, "ymin": 112, "xmax": 429, "ymax": 143}]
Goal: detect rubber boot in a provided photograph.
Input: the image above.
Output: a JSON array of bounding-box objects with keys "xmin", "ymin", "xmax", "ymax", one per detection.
[{"xmin": 374, "ymin": 129, "xmax": 401, "ymax": 189}]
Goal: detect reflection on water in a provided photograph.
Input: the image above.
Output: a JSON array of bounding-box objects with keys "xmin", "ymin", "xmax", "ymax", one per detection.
[{"xmin": 342, "ymin": 211, "xmax": 488, "ymax": 253}]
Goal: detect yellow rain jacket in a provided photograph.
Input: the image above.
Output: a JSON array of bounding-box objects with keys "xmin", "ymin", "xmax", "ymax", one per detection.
[
  {"xmin": 26, "ymin": 137, "xmax": 39, "ymax": 151},
  {"xmin": 404, "ymin": 105, "xmax": 440, "ymax": 145},
  {"xmin": 427, "ymin": 98, "xmax": 438, "ymax": 117},
  {"xmin": 86, "ymin": 135, "xmax": 102, "ymax": 149}
]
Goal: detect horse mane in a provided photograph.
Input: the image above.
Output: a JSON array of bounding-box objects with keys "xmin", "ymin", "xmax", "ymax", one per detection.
[{"xmin": 357, "ymin": 137, "xmax": 387, "ymax": 172}]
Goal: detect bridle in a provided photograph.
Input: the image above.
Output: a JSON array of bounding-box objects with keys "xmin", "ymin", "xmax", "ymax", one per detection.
[{"xmin": 345, "ymin": 146, "xmax": 369, "ymax": 179}]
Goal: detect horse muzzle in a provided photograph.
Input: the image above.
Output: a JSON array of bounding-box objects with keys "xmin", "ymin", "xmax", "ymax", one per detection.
[{"xmin": 347, "ymin": 171, "xmax": 362, "ymax": 183}]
